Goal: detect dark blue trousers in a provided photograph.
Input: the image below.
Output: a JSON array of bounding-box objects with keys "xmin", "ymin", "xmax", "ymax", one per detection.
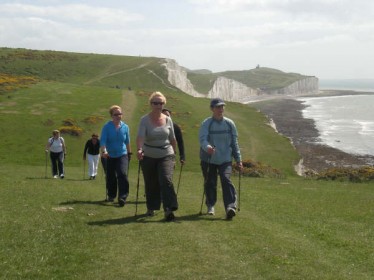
[
  {"xmin": 106, "ymin": 155, "xmax": 129, "ymax": 200},
  {"xmin": 200, "ymin": 161, "xmax": 237, "ymax": 210},
  {"xmin": 50, "ymin": 151, "xmax": 64, "ymax": 176}
]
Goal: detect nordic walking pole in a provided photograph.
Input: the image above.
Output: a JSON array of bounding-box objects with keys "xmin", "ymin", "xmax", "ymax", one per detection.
[
  {"xmin": 199, "ymin": 185, "xmax": 205, "ymax": 215},
  {"xmin": 199, "ymin": 157, "xmax": 211, "ymax": 215},
  {"xmin": 238, "ymin": 167, "xmax": 241, "ymax": 212},
  {"xmin": 135, "ymin": 161, "xmax": 141, "ymax": 216},
  {"xmin": 104, "ymin": 157, "xmax": 108, "ymax": 201},
  {"xmin": 83, "ymin": 158, "xmax": 86, "ymax": 180},
  {"xmin": 176, "ymin": 163, "xmax": 183, "ymax": 195},
  {"xmin": 199, "ymin": 147, "xmax": 215, "ymax": 215},
  {"xmin": 45, "ymin": 150, "xmax": 48, "ymax": 178}
]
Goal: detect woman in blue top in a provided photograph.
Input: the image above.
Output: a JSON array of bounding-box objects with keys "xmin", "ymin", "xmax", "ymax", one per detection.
[
  {"xmin": 199, "ymin": 98, "xmax": 243, "ymax": 220},
  {"xmin": 100, "ymin": 105, "xmax": 132, "ymax": 206}
]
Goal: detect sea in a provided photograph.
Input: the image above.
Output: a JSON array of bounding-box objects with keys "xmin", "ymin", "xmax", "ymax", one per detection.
[{"xmin": 298, "ymin": 79, "xmax": 374, "ymax": 156}]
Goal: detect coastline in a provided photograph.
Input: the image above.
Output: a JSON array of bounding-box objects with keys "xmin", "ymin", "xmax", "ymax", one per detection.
[{"xmin": 250, "ymin": 90, "xmax": 374, "ymax": 174}]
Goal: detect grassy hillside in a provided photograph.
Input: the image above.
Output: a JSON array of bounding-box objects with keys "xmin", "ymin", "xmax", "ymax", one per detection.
[
  {"xmin": 0, "ymin": 48, "xmax": 373, "ymax": 279},
  {"xmin": 0, "ymin": 47, "xmax": 299, "ymax": 175},
  {"xmin": 0, "ymin": 47, "xmax": 168, "ymax": 91}
]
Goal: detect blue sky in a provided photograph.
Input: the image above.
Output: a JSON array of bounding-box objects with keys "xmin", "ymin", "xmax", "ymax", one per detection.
[{"xmin": 1, "ymin": 0, "xmax": 374, "ymax": 79}]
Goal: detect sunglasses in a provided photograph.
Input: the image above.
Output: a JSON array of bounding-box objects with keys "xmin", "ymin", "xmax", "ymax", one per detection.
[
  {"xmin": 112, "ymin": 113, "xmax": 122, "ymax": 116},
  {"xmin": 151, "ymin": 102, "xmax": 164, "ymax": 106}
]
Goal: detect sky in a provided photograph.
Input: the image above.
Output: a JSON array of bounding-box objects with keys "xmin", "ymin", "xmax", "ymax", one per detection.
[{"xmin": 1, "ymin": 0, "xmax": 374, "ymax": 79}]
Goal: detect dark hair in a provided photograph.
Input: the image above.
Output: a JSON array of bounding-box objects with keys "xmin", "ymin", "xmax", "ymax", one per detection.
[{"xmin": 162, "ymin": 108, "xmax": 171, "ymax": 114}]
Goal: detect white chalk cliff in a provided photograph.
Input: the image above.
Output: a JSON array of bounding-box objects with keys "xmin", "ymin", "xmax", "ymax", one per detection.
[
  {"xmin": 163, "ymin": 59, "xmax": 319, "ymax": 103},
  {"xmin": 163, "ymin": 59, "xmax": 204, "ymax": 97}
]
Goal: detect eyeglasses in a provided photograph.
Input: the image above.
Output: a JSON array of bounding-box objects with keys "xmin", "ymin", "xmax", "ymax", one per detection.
[
  {"xmin": 112, "ymin": 113, "xmax": 122, "ymax": 116},
  {"xmin": 151, "ymin": 102, "xmax": 164, "ymax": 106}
]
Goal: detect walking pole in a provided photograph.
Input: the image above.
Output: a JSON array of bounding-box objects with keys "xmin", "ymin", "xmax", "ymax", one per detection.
[
  {"xmin": 135, "ymin": 161, "xmax": 141, "ymax": 216},
  {"xmin": 176, "ymin": 164, "xmax": 183, "ymax": 195},
  {"xmin": 127, "ymin": 153, "xmax": 131, "ymax": 177},
  {"xmin": 238, "ymin": 168, "xmax": 241, "ymax": 212},
  {"xmin": 45, "ymin": 151, "xmax": 48, "ymax": 178},
  {"xmin": 83, "ymin": 159, "xmax": 86, "ymax": 180},
  {"xmin": 199, "ymin": 185, "xmax": 205, "ymax": 215},
  {"xmin": 104, "ymin": 157, "xmax": 108, "ymax": 201},
  {"xmin": 199, "ymin": 158, "xmax": 210, "ymax": 215}
]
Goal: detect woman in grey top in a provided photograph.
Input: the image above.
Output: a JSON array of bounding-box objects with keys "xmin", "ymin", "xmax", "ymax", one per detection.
[{"xmin": 136, "ymin": 91, "xmax": 178, "ymax": 221}]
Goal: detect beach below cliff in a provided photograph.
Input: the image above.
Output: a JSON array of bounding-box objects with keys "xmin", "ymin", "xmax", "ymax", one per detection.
[{"xmin": 250, "ymin": 90, "xmax": 374, "ymax": 174}]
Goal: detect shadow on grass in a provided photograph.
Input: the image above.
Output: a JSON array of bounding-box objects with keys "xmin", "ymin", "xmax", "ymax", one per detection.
[
  {"xmin": 26, "ymin": 176, "xmax": 88, "ymax": 182},
  {"xmin": 60, "ymin": 199, "xmax": 146, "ymax": 207},
  {"xmin": 87, "ymin": 213, "xmax": 226, "ymax": 226}
]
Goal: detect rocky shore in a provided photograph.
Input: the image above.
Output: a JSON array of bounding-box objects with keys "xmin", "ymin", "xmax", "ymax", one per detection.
[{"xmin": 250, "ymin": 90, "xmax": 374, "ymax": 174}]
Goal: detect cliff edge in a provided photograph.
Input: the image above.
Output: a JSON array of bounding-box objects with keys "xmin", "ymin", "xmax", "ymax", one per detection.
[{"xmin": 163, "ymin": 58, "xmax": 319, "ymax": 103}]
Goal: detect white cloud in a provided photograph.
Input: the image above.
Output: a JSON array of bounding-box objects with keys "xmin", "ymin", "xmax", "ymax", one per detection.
[
  {"xmin": 0, "ymin": 3, "xmax": 143, "ymax": 27},
  {"xmin": 1, "ymin": 0, "xmax": 374, "ymax": 78}
]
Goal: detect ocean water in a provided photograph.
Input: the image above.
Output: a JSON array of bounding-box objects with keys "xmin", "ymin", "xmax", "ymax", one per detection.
[
  {"xmin": 320, "ymin": 79, "xmax": 374, "ymax": 92},
  {"xmin": 298, "ymin": 94, "xmax": 374, "ymax": 156}
]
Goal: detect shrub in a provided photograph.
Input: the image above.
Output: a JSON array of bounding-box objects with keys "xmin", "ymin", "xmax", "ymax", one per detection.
[
  {"xmin": 234, "ymin": 159, "xmax": 285, "ymax": 178},
  {"xmin": 59, "ymin": 125, "xmax": 83, "ymax": 136},
  {"xmin": 315, "ymin": 166, "xmax": 374, "ymax": 182},
  {"xmin": 0, "ymin": 73, "xmax": 38, "ymax": 94},
  {"xmin": 83, "ymin": 115, "xmax": 104, "ymax": 124},
  {"xmin": 59, "ymin": 118, "xmax": 83, "ymax": 136},
  {"xmin": 62, "ymin": 118, "xmax": 77, "ymax": 126}
]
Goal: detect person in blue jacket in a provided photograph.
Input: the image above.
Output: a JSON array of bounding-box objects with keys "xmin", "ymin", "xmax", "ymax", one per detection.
[
  {"xmin": 199, "ymin": 98, "xmax": 243, "ymax": 219},
  {"xmin": 100, "ymin": 105, "xmax": 132, "ymax": 206}
]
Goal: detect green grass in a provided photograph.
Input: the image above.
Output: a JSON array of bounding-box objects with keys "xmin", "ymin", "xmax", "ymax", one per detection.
[
  {"xmin": 1, "ymin": 164, "xmax": 373, "ymax": 279},
  {"xmin": 0, "ymin": 48, "xmax": 373, "ymax": 279}
]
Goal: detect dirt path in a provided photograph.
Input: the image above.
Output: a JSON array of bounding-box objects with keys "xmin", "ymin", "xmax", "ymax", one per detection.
[
  {"xmin": 84, "ymin": 63, "xmax": 150, "ymax": 85},
  {"xmin": 120, "ymin": 90, "xmax": 136, "ymax": 124}
]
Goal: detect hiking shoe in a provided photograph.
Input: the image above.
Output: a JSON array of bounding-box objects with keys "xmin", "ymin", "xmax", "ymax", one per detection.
[
  {"xmin": 146, "ymin": 209, "xmax": 155, "ymax": 216},
  {"xmin": 118, "ymin": 198, "xmax": 126, "ymax": 207},
  {"xmin": 105, "ymin": 197, "xmax": 114, "ymax": 202},
  {"xmin": 53, "ymin": 175, "xmax": 58, "ymax": 179},
  {"xmin": 226, "ymin": 207, "xmax": 236, "ymax": 220},
  {"xmin": 207, "ymin": 206, "xmax": 215, "ymax": 215},
  {"xmin": 164, "ymin": 210, "xmax": 175, "ymax": 222},
  {"xmin": 60, "ymin": 174, "xmax": 64, "ymax": 179}
]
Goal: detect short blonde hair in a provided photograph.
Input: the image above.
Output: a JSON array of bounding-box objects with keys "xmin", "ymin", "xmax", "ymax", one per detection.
[
  {"xmin": 149, "ymin": 91, "xmax": 166, "ymax": 105},
  {"xmin": 109, "ymin": 105, "xmax": 121, "ymax": 116},
  {"xmin": 52, "ymin": 130, "xmax": 60, "ymax": 135}
]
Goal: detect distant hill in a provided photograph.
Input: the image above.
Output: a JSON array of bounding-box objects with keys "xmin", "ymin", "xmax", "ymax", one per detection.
[
  {"xmin": 0, "ymin": 47, "xmax": 168, "ymax": 92},
  {"xmin": 1, "ymin": 48, "xmax": 317, "ymax": 100},
  {"xmin": 187, "ymin": 67, "xmax": 312, "ymax": 93}
]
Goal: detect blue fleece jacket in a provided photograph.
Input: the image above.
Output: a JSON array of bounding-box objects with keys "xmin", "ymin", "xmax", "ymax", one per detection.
[{"xmin": 199, "ymin": 116, "xmax": 241, "ymax": 165}]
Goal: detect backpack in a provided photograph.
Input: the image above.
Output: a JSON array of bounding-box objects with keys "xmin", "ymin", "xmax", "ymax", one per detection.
[{"xmin": 49, "ymin": 136, "xmax": 65, "ymax": 146}]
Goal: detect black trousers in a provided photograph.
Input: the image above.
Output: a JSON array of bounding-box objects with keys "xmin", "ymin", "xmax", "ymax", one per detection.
[
  {"xmin": 50, "ymin": 151, "xmax": 64, "ymax": 176},
  {"xmin": 141, "ymin": 155, "xmax": 178, "ymax": 212}
]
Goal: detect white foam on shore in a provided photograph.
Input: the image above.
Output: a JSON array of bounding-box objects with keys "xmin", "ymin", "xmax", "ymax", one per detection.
[{"xmin": 298, "ymin": 94, "xmax": 374, "ymax": 156}]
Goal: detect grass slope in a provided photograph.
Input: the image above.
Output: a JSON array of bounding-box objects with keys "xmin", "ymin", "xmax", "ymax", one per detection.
[{"xmin": 0, "ymin": 48, "xmax": 373, "ymax": 279}]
